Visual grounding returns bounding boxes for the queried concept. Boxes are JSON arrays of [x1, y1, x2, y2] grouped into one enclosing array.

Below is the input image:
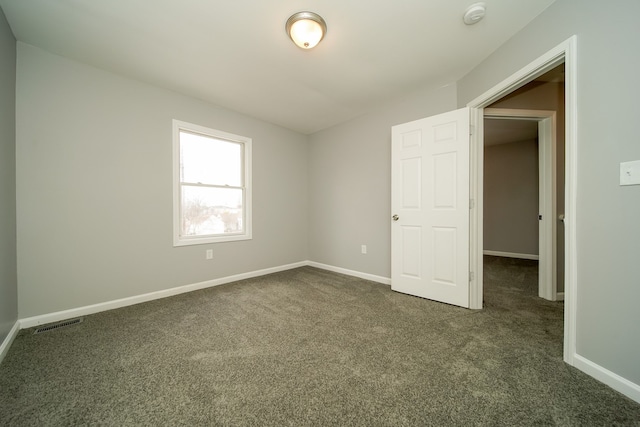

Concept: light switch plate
[[620, 160, 640, 186]]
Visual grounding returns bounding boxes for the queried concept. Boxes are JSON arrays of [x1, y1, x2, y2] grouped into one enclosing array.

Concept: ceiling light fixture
[[286, 11, 327, 49]]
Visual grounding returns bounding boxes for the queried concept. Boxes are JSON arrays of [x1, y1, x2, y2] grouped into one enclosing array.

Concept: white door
[[391, 107, 470, 308]]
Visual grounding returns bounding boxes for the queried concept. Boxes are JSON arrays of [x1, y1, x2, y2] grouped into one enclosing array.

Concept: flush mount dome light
[[286, 11, 327, 49]]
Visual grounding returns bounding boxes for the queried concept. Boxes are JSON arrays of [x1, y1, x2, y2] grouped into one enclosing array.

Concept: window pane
[[181, 186, 243, 236], [180, 131, 242, 186]]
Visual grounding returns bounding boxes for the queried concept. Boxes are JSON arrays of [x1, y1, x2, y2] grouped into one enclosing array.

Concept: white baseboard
[[483, 250, 539, 260], [20, 261, 308, 329], [9, 261, 640, 406], [573, 353, 640, 404], [19, 260, 387, 329], [556, 292, 565, 301], [0, 321, 20, 364], [307, 261, 391, 285]]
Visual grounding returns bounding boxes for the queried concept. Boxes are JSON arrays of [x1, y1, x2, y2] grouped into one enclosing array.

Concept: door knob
[[392, 214, 399, 221]]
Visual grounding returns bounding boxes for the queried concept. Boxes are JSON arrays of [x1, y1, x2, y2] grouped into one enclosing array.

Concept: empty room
[[1, 0, 639, 425]]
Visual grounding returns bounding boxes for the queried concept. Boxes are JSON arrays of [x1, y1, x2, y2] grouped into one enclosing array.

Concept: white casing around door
[[391, 107, 470, 308]]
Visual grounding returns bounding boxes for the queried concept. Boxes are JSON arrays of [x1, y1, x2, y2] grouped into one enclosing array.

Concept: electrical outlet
[[206, 249, 213, 260], [361, 245, 367, 254]]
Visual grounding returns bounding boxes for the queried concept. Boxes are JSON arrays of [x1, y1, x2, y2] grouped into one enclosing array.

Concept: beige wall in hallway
[[484, 138, 539, 256], [489, 80, 565, 291]]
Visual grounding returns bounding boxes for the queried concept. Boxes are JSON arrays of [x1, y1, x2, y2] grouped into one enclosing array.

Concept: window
[[173, 120, 252, 246]]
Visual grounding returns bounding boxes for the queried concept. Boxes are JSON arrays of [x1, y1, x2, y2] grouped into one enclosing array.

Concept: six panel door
[[391, 107, 470, 308]]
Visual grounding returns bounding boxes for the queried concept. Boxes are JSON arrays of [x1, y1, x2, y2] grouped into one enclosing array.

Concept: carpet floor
[[1, 256, 639, 426]]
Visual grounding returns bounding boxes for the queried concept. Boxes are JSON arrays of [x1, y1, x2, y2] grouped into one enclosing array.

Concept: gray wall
[[308, 84, 457, 278], [0, 7, 17, 344], [457, 0, 640, 385], [484, 139, 539, 256], [16, 43, 309, 318]]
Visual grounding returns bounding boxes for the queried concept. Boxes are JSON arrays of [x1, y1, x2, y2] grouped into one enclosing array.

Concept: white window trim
[[172, 119, 252, 246]]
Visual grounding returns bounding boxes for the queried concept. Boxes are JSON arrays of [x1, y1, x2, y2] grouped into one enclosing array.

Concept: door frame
[[467, 36, 577, 365], [484, 108, 558, 301]]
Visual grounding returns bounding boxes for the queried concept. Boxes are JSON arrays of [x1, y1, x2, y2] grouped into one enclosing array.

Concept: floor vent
[[34, 318, 84, 334]]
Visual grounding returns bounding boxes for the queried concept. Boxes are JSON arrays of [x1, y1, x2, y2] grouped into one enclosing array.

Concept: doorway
[[484, 107, 561, 301], [467, 36, 577, 365]]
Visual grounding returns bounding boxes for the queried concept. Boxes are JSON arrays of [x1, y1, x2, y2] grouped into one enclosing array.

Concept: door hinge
[[469, 271, 475, 282], [469, 199, 475, 209], [469, 125, 475, 136]]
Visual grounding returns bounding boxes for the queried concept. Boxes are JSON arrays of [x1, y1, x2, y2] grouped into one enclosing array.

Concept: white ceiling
[[0, 0, 555, 134]]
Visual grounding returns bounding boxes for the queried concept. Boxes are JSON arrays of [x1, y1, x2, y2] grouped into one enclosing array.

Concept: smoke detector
[[463, 3, 486, 25]]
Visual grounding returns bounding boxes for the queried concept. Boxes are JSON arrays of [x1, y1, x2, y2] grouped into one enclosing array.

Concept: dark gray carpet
[[1, 257, 639, 426]]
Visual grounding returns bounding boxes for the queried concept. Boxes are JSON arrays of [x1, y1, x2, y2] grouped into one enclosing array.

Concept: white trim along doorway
[[466, 36, 577, 366]]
